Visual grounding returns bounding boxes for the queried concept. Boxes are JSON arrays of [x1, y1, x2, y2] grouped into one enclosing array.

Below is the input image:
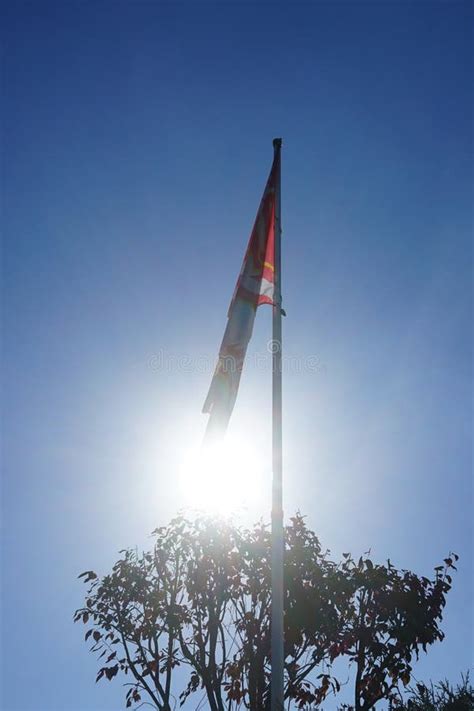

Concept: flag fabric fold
[[202, 152, 279, 440]]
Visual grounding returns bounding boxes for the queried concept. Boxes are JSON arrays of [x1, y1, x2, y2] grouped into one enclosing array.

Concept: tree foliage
[[74, 514, 456, 710], [399, 673, 473, 711]]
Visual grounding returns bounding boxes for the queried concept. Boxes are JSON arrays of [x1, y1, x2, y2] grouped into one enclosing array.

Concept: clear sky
[[1, 1, 472, 710]]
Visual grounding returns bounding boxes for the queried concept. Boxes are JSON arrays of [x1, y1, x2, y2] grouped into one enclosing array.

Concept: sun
[[179, 436, 265, 516]]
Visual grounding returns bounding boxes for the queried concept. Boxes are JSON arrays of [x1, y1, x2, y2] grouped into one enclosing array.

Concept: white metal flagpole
[[271, 137, 284, 711]]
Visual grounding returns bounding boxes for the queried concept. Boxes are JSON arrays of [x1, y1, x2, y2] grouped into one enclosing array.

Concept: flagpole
[[271, 137, 284, 711]]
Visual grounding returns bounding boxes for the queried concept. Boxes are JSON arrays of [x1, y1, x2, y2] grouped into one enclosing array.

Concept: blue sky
[[1, 1, 472, 709]]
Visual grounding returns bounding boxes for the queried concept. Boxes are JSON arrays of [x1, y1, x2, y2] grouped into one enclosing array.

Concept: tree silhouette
[[74, 514, 456, 710], [398, 673, 473, 711]]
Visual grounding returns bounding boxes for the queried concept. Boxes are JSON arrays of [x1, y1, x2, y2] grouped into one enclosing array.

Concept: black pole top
[[273, 137, 282, 149]]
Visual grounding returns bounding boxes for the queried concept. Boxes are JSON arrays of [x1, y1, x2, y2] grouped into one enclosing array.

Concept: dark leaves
[[75, 514, 458, 711]]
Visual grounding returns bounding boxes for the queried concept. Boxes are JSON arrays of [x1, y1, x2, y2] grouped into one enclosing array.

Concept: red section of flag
[[229, 158, 277, 311]]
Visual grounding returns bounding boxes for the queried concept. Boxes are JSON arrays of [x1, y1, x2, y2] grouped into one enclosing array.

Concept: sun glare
[[180, 437, 265, 516]]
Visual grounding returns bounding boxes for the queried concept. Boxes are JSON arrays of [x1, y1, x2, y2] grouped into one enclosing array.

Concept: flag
[[202, 151, 279, 440]]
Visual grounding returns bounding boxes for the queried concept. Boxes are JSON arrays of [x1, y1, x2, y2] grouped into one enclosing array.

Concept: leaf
[[401, 671, 410, 686], [105, 665, 118, 680]]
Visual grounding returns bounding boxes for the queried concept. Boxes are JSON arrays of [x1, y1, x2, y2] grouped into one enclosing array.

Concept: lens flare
[[179, 436, 264, 516]]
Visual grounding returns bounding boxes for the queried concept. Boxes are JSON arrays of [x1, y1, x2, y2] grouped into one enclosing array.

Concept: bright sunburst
[[179, 436, 265, 516]]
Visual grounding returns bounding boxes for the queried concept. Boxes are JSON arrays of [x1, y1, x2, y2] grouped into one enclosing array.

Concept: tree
[[398, 673, 473, 711], [331, 551, 458, 710], [74, 514, 456, 710]]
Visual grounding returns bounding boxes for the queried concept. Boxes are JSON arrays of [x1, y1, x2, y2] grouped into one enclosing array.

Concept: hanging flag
[[202, 151, 279, 440]]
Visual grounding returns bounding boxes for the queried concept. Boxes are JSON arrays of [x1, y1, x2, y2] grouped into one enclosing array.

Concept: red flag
[[203, 152, 278, 439]]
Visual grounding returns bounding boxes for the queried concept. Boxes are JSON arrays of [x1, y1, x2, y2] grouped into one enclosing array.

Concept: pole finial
[[273, 137, 282, 149]]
